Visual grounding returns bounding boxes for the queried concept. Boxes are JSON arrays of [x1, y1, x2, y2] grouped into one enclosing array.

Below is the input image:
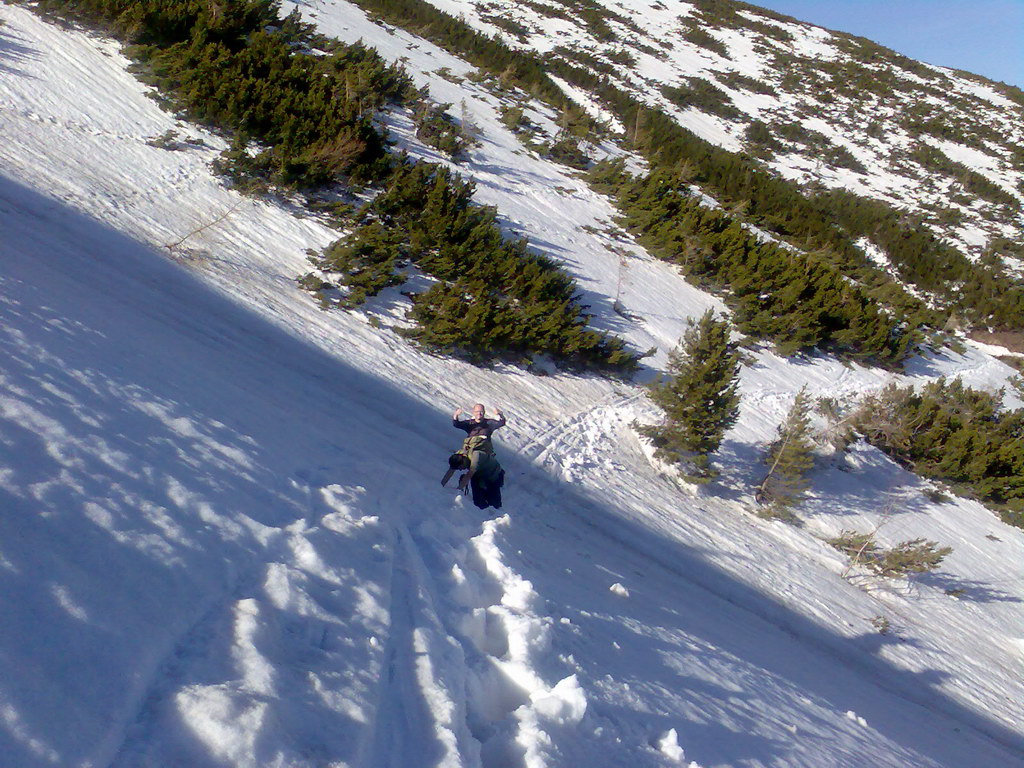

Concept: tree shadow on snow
[[803, 446, 935, 519], [0, 175, 459, 768], [914, 572, 1022, 605], [1, 175, 1021, 768], [0, 22, 40, 78], [902, 346, 979, 379]]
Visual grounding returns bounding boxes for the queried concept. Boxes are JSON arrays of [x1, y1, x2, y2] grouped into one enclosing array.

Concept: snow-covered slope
[[367, 0, 1023, 261], [2, 4, 1024, 767]]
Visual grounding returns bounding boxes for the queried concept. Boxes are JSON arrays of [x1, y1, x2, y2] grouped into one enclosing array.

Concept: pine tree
[[640, 310, 740, 479], [757, 386, 815, 515]]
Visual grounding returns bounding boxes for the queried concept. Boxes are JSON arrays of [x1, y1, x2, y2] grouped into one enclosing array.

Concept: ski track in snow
[[368, 501, 595, 768], [2, 4, 1024, 767], [368, 523, 469, 768], [405, 511, 592, 768]]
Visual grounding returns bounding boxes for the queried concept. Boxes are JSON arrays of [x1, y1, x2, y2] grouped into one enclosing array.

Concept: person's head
[[448, 453, 471, 470], [472, 403, 486, 421]]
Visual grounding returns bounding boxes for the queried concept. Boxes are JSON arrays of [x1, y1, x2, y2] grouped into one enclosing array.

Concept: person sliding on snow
[[442, 403, 506, 509], [453, 403, 506, 457]]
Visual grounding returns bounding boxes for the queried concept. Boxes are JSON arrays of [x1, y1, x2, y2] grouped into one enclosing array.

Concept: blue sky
[[750, 0, 1024, 88]]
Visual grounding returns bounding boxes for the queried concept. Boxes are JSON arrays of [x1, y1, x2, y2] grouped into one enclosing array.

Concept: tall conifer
[[640, 310, 741, 479]]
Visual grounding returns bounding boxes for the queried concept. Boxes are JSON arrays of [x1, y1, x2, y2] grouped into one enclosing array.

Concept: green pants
[[461, 434, 493, 456]]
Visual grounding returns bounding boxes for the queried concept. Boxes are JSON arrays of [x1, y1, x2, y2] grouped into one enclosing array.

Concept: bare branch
[[164, 199, 246, 252]]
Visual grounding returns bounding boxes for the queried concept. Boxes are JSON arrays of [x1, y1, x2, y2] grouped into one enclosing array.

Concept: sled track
[[366, 525, 470, 768], [368, 506, 587, 768]]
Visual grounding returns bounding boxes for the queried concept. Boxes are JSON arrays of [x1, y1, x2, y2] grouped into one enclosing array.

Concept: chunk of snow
[[529, 674, 587, 724], [657, 728, 685, 762], [846, 710, 868, 727], [609, 582, 629, 597]]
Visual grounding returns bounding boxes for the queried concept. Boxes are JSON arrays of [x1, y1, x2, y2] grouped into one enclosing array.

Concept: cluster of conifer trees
[[646, 327, 1024, 529], [662, 78, 742, 121], [584, 88, 1010, 332], [328, 0, 1024, 521], [339, 0, 566, 105], [38, 0, 412, 188], [854, 380, 1024, 527], [315, 162, 637, 370], [591, 162, 914, 362], [37, 0, 635, 371], [342, 0, 1023, 344], [821, 190, 1024, 330]]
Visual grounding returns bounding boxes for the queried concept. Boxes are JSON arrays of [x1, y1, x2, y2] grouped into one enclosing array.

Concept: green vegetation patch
[[661, 77, 743, 121], [36, 0, 412, 188], [828, 531, 952, 577], [343, 0, 569, 107], [313, 162, 638, 371], [516, 0, 573, 24], [715, 69, 777, 96], [412, 101, 471, 158], [909, 143, 1019, 209], [545, 0, 621, 42], [477, 9, 533, 43], [545, 45, 618, 77], [680, 24, 729, 58], [591, 161, 915, 363], [853, 379, 1024, 525], [688, 0, 795, 42], [818, 189, 1024, 330], [743, 119, 783, 158], [338, 0, 1022, 347]]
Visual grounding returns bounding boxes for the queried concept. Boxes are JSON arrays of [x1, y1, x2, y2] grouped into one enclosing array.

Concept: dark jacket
[[453, 415, 506, 439]]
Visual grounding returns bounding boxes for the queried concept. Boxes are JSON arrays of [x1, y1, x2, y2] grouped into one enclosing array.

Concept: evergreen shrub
[[638, 311, 740, 479], [757, 386, 815, 514], [852, 379, 1024, 524], [828, 531, 952, 577], [546, 134, 590, 169], [313, 162, 638, 371], [413, 102, 470, 158]]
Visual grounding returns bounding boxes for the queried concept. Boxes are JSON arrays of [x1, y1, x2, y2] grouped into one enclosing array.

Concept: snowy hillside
[[2, 3, 1024, 768], [340, 0, 1024, 261]]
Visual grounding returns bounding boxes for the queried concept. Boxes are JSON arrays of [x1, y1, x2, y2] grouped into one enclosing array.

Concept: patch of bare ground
[[970, 330, 1024, 355]]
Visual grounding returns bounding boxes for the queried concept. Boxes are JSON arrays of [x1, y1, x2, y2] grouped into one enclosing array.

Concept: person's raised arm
[[493, 407, 506, 429]]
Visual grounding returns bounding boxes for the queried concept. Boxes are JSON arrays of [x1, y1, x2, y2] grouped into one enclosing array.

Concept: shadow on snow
[[0, 175, 1021, 768]]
